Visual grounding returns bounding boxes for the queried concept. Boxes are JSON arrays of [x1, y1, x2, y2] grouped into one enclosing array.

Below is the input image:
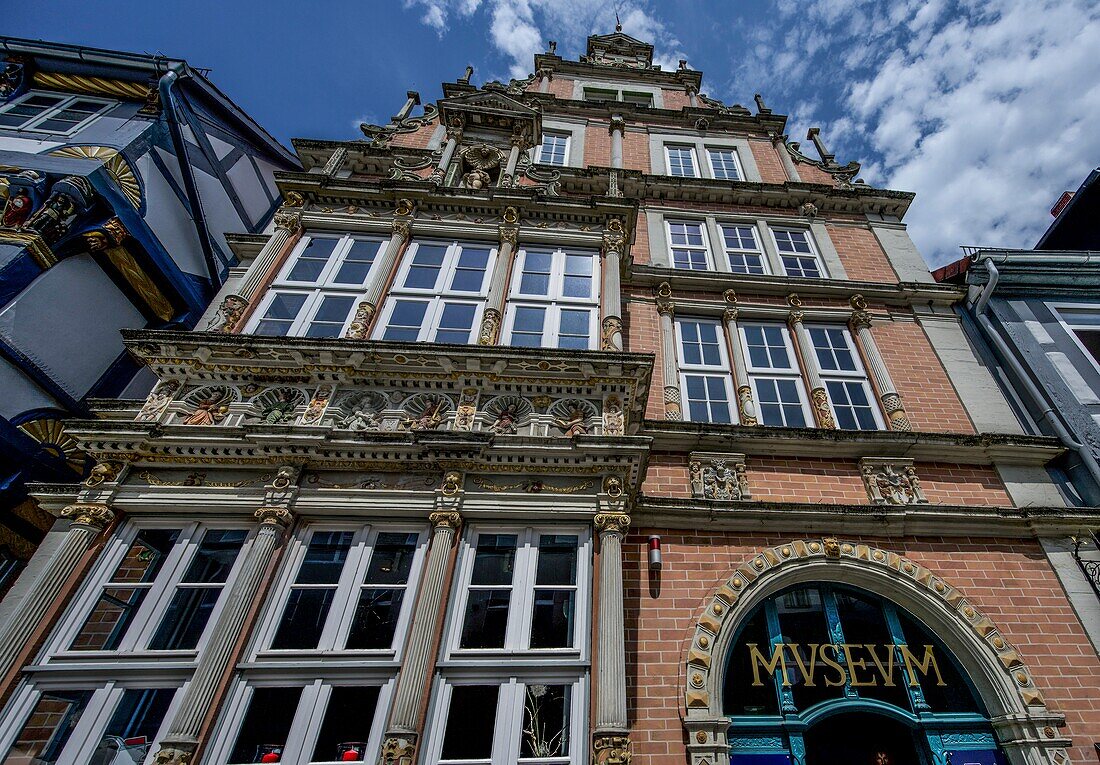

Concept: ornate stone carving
[[152, 745, 192, 765], [61, 503, 115, 529], [273, 209, 301, 232], [736, 386, 758, 426], [402, 394, 449, 431], [722, 289, 738, 323], [655, 282, 674, 316], [84, 461, 123, 487], [602, 217, 626, 256], [301, 385, 333, 425], [211, 294, 247, 333], [603, 395, 624, 436], [809, 387, 836, 429], [689, 452, 750, 500], [484, 395, 530, 434], [345, 301, 375, 340], [550, 399, 597, 437], [270, 464, 300, 490], [454, 388, 478, 431], [601, 316, 623, 351], [593, 735, 632, 765], [429, 510, 463, 530], [593, 512, 630, 536], [881, 393, 912, 431], [181, 386, 234, 426], [478, 307, 501, 345], [663, 386, 682, 420], [246, 387, 306, 424], [254, 505, 294, 527], [799, 201, 818, 219], [860, 458, 928, 505], [137, 379, 179, 422], [379, 736, 415, 765]]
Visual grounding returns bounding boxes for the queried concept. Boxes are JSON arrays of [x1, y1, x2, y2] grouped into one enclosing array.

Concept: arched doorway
[[721, 583, 1007, 765]]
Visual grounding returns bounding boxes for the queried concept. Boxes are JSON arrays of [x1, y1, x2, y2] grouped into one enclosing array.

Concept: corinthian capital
[[61, 503, 115, 530], [273, 209, 301, 232], [593, 512, 630, 536], [429, 511, 463, 530]]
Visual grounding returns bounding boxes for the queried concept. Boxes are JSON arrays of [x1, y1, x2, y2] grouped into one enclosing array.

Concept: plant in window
[[522, 685, 568, 758]]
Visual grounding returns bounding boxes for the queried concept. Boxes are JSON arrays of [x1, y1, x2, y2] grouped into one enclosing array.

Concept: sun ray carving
[[49, 145, 142, 209]]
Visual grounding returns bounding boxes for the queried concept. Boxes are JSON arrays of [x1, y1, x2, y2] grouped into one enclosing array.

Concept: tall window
[[0, 90, 115, 134], [739, 323, 812, 428], [676, 319, 735, 424], [719, 224, 767, 275], [665, 145, 698, 177], [707, 148, 743, 181], [57, 523, 249, 653], [249, 234, 386, 337], [537, 132, 569, 166], [667, 221, 711, 270], [426, 526, 590, 764], [771, 228, 826, 279], [503, 248, 600, 350], [375, 240, 495, 344], [807, 325, 881, 430]]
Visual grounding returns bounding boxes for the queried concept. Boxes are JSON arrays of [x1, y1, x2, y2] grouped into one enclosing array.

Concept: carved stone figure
[[1, 188, 33, 228], [137, 380, 179, 422], [689, 452, 750, 501], [555, 407, 589, 438], [341, 408, 380, 431], [259, 390, 297, 424], [404, 399, 446, 431], [603, 396, 624, 436], [860, 458, 928, 505], [463, 168, 492, 190], [183, 396, 229, 426], [491, 405, 519, 434]]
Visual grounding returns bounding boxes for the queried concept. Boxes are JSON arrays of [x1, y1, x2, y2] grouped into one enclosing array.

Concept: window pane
[[111, 530, 180, 583], [382, 300, 428, 341], [435, 303, 476, 344], [148, 587, 221, 650], [297, 532, 354, 584], [441, 686, 498, 760], [450, 247, 491, 292], [94, 688, 174, 765], [346, 588, 404, 649], [333, 239, 382, 285], [562, 254, 593, 298], [256, 293, 308, 336], [306, 295, 355, 338], [288, 238, 340, 282], [365, 533, 418, 585], [520, 684, 570, 759], [471, 535, 517, 584], [558, 309, 590, 349], [460, 590, 511, 648], [530, 589, 574, 648], [182, 530, 247, 583], [310, 687, 380, 763], [272, 588, 336, 650], [3, 690, 93, 765], [510, 306, 545, 346], [403, 244, 447, 289], [71, 588, 148, 651], [536, 535, 578, 585], [519, 252, 552, 295], [229, 687, 303, 764], [709, 149, 741, 180]]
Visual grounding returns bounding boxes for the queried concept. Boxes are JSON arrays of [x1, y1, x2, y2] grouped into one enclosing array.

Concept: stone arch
[[681, 538, 1068, 765]]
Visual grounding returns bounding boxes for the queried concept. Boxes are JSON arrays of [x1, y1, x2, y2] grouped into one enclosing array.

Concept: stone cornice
[[532, 54, 704, 92], [628, 266, 964, 308], [632, 496, 1100, 538], [643, 420, 1064, 467]]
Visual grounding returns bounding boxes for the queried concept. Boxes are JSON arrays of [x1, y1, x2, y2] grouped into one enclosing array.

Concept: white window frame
[[738, 322, 814, 428], [0, 680, 185, 765], [806, 324, 883, 431], [250, 523, 427, 657], [664, 144, 699, 178], [0, 89, 116, 135], [666, 220, 712, 271], [705, 147, 744, 181], [443, 525, 591, 658], [536, 131, 571, 167], [502, 247, 600, 350], [374, 239, 497, 345], [581, 86, 654, 107], [675, 318, 736, 425], [43, 519, 253, 659], [249, 288, 364, 338], [206, 677, 396, 765], [425, 675, 587, 765], [770, 227, 827, 279], [717, 223, 768, 275], [1048, 302, 1100, 376]]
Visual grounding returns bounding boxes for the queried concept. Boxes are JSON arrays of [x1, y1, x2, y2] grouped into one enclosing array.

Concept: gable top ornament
[[582, 29, 656, 69], [438, 89, 541, 142]]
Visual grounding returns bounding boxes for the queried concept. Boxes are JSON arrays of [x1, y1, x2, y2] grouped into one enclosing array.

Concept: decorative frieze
[[689, 452, 751, 501], [859, 457, 928, 505]]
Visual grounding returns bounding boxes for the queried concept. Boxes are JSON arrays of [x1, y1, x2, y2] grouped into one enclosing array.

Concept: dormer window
[[582, 87, 653, 107], [0, 90, 115, 135]]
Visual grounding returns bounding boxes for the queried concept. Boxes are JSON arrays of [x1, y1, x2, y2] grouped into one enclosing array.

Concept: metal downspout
[[971, 258, 1100, 495], [158, 64, 222, 293]]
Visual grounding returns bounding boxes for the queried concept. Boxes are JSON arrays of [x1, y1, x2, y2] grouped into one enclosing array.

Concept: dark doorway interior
[[804, 711, 923, 765]]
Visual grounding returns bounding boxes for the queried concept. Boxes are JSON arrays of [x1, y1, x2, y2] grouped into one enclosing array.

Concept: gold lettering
[[785, 643, 820, 687], [748, 643, 786, 687], [818, 644, 847, 687], [864, 644, 897, 687], [899, 644, 946, 687], [841, 643, 877, 686]]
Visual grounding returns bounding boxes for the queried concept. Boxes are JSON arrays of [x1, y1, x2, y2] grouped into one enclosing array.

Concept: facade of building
[[0, 29, 1097, 765], [0, 37, 298, 568], [933, 168, 1100, 648]]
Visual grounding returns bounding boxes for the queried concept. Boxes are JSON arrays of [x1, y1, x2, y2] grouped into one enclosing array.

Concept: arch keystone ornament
[[681, 539, 1069, 765]]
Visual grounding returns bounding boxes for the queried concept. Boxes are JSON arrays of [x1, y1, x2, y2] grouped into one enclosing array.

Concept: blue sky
[[8, 0, 1100, 267]]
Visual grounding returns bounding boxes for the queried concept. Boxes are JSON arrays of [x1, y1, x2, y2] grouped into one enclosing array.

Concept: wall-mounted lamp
[[648, 535, 662, 569]]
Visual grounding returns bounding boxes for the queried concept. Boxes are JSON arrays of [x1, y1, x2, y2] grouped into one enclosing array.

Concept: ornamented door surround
[[679, 539, 1070, 765]]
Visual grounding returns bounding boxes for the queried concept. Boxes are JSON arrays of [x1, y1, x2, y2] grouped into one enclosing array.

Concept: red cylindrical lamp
[[648, 535, 662, 569]]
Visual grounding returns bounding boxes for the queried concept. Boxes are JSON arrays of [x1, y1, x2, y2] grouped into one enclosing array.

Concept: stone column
[[592, 476, 630, 765], [154, 467, 301, 765], [656, 282, 682, 420], [345, 201, 415, 339], [210, 208, 302, 333], [500, 131, 527, 187], [608, 115, 625, 169], [379, 474, 463, 765], [686, 85, 699, 108], [0, 503, 114, 682], [429, 120, 463, 183], [849, 295, 911, 431], [477, 208, 520, 346], [721, 290, 758, 426], [771, 132, 801, 182], [787, 295, 836, 429], [537, 67, 553, 94], [600, 219, 626, 351]]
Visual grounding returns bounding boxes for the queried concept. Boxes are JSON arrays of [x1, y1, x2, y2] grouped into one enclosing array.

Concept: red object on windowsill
[[341, 750, 360, 761], [260, 753, 280, 763]]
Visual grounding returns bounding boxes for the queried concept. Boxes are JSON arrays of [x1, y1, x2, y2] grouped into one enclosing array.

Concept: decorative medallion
[[18, 417, 84, 474]]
